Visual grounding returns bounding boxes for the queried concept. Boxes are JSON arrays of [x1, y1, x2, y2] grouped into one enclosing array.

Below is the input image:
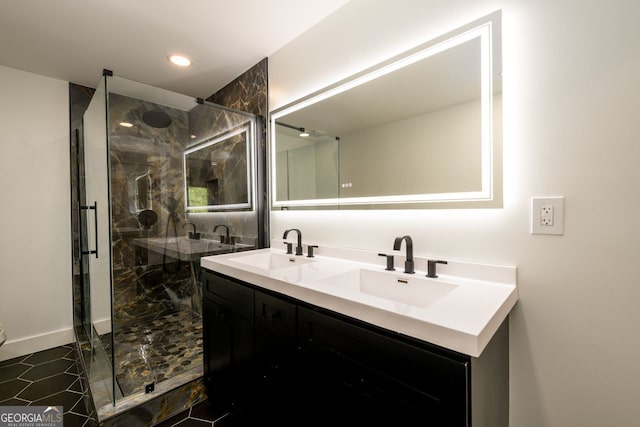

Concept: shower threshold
[[95, 366, 204, 423]]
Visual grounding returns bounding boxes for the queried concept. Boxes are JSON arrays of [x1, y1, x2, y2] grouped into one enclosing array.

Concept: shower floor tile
[[114, 309, 203, 397]]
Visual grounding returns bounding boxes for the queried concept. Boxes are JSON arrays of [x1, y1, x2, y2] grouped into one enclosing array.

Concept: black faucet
[[393, 235, 415, 274], [378, 253, 395, 271], [214, 224, 230, 244], [184, 222, 200, 240], [427, 260, 448, 278], [283, 228, 303, 256]]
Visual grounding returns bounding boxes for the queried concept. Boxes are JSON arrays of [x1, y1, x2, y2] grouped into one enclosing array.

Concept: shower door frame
[[78, 71, 120, 412]]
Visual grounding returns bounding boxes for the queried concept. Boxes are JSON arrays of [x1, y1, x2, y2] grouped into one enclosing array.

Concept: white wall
[[0, 65, 72, 360], [340, 99, 482, 196], [269, 1, 640, 426]]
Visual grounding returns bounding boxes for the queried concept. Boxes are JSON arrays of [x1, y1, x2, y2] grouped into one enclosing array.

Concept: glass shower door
[[81, 75, 119, 408], [77, 71, 261, 420]]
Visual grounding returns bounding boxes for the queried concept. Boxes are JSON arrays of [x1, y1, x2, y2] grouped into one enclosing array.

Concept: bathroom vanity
[[200, 244, 516, 426]]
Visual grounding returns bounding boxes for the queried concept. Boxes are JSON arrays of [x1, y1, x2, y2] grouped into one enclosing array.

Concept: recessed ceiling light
[[119, 122, 134, 128], [168, 54, 192, 67]]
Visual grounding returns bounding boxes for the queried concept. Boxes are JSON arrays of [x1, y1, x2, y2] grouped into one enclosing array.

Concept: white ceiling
[[0, 0, 349, 98]]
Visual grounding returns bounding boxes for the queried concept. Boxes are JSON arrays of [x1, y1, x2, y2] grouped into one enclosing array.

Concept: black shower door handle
[[81, 201, 99, 258]]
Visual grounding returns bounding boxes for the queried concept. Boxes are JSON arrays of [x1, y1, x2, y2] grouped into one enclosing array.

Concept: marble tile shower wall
[[185, 103, 259, 246], [196, 57, 269, 247]]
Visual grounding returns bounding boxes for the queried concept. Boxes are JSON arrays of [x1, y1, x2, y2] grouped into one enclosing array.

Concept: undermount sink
[[229, 252, 315, 270], [317, 268, 457, 308]]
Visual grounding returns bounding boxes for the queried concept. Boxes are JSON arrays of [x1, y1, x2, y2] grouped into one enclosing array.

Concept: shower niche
[[77, 71, 262, 422]]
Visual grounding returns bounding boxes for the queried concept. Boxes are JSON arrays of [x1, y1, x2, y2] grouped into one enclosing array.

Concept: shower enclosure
[[77, 71, 262, 422]]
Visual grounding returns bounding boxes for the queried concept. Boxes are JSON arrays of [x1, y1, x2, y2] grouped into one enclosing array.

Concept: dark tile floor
[[0, 343, 96, 426], [0, 343, 236, 426], [154, 399, 238, 427]]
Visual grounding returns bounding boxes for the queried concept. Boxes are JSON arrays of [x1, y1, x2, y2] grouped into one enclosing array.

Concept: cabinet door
[[202, 270, 254, 415], [253, 291, 300, 422], [298, 306, 469, 426], [202, 296, 254, 410]]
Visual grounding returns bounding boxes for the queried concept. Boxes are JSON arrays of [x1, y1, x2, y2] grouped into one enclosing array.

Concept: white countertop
[[201, 244, 517, 358]]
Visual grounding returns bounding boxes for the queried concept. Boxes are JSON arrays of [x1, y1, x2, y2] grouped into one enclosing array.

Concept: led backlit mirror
[[184, 125, 253, 211], [270, 11, 502, 209]]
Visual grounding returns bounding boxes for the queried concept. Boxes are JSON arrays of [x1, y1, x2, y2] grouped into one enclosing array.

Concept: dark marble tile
[[207, 58, 268, 117], [0, 362, 31, 383], [0, 378, 31, 401], [17, 372, 78, 401], [114, 309, 202, 396], [21, 358, 75, 381], [23, 346, 73, 365]]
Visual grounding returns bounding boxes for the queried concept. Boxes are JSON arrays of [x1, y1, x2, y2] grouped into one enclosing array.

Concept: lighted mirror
[[270, 11, 502, 209], [134, 169, 152, 212], [184, 125, 253, 211]]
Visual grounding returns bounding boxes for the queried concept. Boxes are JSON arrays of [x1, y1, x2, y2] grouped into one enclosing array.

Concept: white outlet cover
[[531, 196, 565, 235]]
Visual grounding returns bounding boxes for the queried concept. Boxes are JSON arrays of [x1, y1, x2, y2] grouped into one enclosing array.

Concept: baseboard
[[93, 317, 112, 336], [0, 327, 75, 362]]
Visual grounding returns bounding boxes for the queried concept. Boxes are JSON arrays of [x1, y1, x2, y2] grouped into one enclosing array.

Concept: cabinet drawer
[[203, 271, 253, 321], [255, 290, 297, 341]]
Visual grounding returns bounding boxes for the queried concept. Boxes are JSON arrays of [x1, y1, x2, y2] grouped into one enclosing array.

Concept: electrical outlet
[[532, 197, 564, 235], [540, 205, 553, 226]]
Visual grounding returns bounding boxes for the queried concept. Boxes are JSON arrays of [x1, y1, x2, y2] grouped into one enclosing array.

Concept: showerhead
[[142, 110, 172, 128]]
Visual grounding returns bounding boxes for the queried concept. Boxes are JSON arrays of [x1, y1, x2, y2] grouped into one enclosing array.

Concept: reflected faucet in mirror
[[393, 235, 415, 274], [283, 228, 303, 256], [213, 224, 231, 244], [184, 222, 200, 240]]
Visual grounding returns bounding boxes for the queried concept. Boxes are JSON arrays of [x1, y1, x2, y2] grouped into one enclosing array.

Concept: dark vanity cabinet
[[202, 269, 508, 426], [201, 273, 254, 416], [297, 306, 469, 425], [252, 290, 300, 419]]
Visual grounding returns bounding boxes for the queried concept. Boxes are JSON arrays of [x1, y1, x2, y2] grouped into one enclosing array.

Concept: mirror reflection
[[271, 11, 501, 208], [184, 126, 252, 211], [134, 169, 152, 212]]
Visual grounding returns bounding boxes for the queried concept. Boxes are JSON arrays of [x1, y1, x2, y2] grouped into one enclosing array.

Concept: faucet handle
[[307, 245, 318, 258], [378, 253, 395, 271], [284, 242, 293, 254], [427, 260, 448, 278]]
